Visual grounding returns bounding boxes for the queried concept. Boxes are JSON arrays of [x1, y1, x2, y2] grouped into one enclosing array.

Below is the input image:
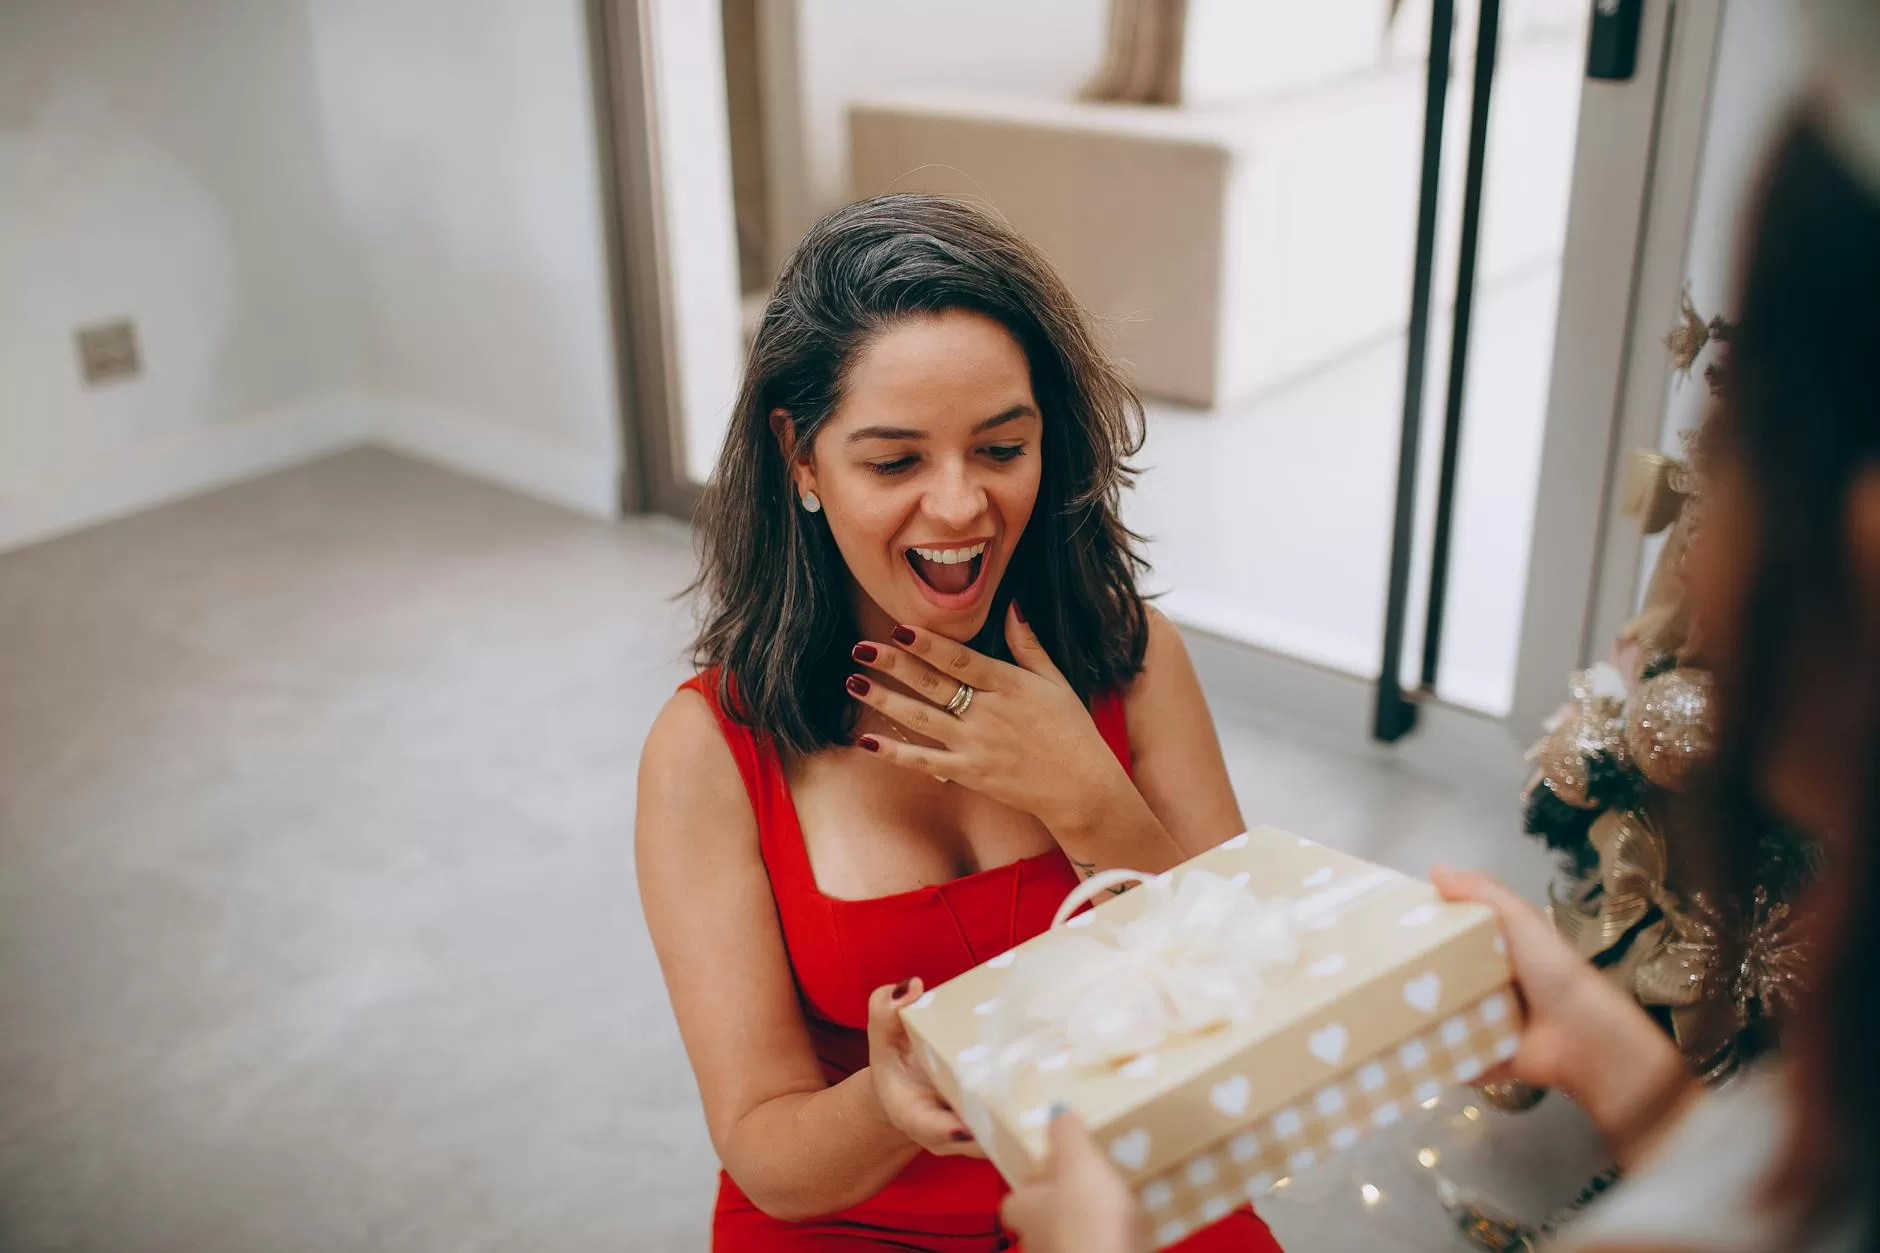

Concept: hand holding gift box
[[901, 827, 1519, 1249]]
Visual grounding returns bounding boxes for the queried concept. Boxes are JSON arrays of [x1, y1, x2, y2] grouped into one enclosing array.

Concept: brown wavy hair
[[690, 194, 1150, 756], [1708, 114, 1880, 1230]]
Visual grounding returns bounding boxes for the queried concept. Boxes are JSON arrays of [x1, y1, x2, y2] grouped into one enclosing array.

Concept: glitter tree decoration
[[1516, 290, 1815, 1083]]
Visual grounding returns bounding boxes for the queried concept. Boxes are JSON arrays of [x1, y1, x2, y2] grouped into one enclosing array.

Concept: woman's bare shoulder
[[1125, 603, 1201, 701], [636, 686, 757, 864]]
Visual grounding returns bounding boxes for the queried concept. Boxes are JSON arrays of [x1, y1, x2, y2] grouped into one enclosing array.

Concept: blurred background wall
[[0, 0, 622, 555]]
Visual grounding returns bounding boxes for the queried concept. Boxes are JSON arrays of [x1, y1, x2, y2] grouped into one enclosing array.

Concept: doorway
[[590, 0, 1732, 763]]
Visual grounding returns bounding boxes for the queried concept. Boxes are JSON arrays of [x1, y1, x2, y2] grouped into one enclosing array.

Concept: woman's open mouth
[[905, 541, 988, 600]]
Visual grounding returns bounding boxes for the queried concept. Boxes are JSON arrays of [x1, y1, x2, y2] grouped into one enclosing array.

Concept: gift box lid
[[901, 827, 1512, 1185]]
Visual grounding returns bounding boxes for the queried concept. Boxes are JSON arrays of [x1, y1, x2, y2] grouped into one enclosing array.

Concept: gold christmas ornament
[[1624, 668, 1717, 791], [1525, 668, 1629, 808]]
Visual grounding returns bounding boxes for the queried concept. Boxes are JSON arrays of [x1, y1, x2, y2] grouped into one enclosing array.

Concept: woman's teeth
[[907, 542, 987, 596], [909, 542, 986, 566]]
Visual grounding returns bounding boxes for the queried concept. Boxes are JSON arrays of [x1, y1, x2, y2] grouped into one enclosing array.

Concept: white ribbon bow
[[969, 863, 1403, 1088], [984, 868, 1300, 1072]]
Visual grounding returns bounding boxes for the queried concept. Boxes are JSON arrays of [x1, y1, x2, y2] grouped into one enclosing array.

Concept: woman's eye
[[983, 444, 1027, 462], [867, 455, 919, 476]]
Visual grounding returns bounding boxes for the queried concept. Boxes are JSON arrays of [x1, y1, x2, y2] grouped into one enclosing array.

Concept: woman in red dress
[[637, 194, 1282, 1252]]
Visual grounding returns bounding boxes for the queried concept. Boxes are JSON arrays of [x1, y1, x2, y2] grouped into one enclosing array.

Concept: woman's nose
[[924, 464, 988, 530]]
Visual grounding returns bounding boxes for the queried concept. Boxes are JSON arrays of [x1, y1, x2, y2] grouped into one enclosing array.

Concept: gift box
[[901, 827, 1519, 1249]]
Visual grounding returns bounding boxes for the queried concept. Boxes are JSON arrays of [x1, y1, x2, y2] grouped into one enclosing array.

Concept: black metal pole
[[1420, 0, 1501, 690], [1372, 0, 1454, 743]]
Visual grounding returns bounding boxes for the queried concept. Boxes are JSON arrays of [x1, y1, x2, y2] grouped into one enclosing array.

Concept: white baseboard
[[371, 397, 620, 520], [0, 394, 371, 554], [0, 392, 626, 555]]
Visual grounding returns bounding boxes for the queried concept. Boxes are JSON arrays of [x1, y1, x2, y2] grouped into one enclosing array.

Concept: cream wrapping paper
[[901, 827, 1518, 1243]]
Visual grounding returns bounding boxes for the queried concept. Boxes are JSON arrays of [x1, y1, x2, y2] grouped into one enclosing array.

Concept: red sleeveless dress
[[683, 675, 1283, 1252]]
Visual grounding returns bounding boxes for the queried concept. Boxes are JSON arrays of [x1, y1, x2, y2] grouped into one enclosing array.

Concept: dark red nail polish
[[859, 735, 880, 752], [846, 675, 871, 697], [893, 625, 916, 646], [951, 1130, 973, 1143], [1013, 601, 1027, 624], [852, 642, 878, 663], [892, 980, 910, 998]]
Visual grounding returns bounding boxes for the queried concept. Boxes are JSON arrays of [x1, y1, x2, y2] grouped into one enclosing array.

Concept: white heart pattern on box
[[1402, 972, 1442, 1013], [1038, 1050, 1070, 1072], [1223, 833, 1250, 850], [973, 999, 1000, 1016], [1399, 904, 1439, 927], [988, 950, 1016, 969], [1302, 866, 1334, 887], [911, 991, 936, 1011], [1210, 1075, 1251, 1117], [1109, 1129, 1152, 1170], [1307, 954, 1347, 977], [1308, 1023, 1349, 1065], [1121, 1054, 1158, 1080]]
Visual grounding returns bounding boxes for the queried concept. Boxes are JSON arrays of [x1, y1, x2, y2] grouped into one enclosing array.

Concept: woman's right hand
[[1432, 867, 1696, 1167], [867, 979, 986, 1158]]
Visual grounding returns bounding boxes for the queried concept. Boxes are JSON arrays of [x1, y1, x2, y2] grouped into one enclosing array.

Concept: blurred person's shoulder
[[1556, 1066, 1870, 1253]]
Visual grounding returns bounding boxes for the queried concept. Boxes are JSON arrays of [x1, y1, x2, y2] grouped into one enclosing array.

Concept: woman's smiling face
[[789, 309, 1043, 642]]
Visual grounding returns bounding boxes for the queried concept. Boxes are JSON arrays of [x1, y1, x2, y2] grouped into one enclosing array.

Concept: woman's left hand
[[847, 604, 1127, 830]]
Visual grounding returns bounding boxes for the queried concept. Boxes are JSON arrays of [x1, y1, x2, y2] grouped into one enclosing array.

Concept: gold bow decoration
[[1550, 813, 1810, 1074], [1550, 811, 1667, 959], [1665, 286, 1737, 395]]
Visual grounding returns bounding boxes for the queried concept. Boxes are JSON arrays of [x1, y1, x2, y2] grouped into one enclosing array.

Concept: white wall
[[0, 0, 622, 553], [305, 0, 624, 513], [788, 0, 1107, 232], [0, 0, 370, 548]]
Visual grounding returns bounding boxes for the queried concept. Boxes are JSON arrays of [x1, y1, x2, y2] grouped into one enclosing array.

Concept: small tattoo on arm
[[1069, 855, 1135, 896]]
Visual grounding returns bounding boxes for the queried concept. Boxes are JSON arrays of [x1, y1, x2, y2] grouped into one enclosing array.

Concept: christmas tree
[[1517, 289, 1815, 1084]]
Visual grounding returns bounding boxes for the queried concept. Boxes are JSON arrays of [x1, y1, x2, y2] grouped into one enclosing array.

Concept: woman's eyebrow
[[843, 405, 1037, 445]]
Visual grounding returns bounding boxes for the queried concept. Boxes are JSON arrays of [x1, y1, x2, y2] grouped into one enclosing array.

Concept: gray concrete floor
[[0, 451, 1604, 1253]]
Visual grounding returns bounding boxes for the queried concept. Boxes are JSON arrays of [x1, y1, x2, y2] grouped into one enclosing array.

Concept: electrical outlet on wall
[[75, 319, 141, 387]]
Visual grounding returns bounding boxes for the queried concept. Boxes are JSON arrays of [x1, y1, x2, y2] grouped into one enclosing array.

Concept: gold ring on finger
[[945, 682, 974, 717]]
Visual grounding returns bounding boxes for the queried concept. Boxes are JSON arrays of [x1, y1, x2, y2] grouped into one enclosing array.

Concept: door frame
[[1507, 0, 1724, 735], [588, 0, 705, 520]]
